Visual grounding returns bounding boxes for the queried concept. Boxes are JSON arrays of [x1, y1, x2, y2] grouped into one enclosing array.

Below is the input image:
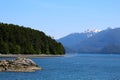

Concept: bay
[[1, 53, 120, 80]]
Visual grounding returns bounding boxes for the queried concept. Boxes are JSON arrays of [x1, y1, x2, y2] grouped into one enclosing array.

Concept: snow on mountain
[[83, 29, 101, 38], [84, 29, 101, 33], [57, 29, 101, 52], [58, 28, 120, 53]]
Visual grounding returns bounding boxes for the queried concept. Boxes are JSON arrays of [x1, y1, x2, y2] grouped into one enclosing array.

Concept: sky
[[0, 0, 120, 39]]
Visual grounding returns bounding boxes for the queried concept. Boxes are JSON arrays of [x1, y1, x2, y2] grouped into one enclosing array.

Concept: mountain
[[76, 28, 120, 53], [0, 23, 65, 55], [58, 28, 120, 53], [57, 29, 100, 52]]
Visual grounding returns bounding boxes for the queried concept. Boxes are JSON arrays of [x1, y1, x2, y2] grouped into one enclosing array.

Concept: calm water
[[1, 54, 120, 80]]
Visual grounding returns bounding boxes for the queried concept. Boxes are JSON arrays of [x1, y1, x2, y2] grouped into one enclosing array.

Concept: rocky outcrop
[[0, 57, 42, 72]]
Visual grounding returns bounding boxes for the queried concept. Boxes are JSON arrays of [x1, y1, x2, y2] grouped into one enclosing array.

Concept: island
[[0, 57, 42, 72]]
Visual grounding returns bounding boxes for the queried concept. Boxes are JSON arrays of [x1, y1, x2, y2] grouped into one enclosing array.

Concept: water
[[1, 54, 120, 80]]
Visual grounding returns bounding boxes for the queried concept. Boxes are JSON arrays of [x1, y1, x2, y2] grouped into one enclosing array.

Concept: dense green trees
[[0, 23, 65, 55]]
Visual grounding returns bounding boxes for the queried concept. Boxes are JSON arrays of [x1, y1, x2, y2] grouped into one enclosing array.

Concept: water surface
[[1, 54, 120, 80]]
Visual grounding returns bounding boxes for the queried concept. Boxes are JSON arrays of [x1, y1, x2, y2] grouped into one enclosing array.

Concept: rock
[[0, 57, 42, 72]]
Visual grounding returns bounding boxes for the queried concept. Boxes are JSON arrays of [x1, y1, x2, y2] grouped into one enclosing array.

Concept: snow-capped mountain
[[57, 29, 100, 52], [83, 29, 101, 38], [57, 28, 120, 53], [84, 29, 101, 33]]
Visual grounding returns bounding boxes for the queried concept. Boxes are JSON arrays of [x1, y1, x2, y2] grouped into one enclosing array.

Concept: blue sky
[[1, 0, 120, 39]]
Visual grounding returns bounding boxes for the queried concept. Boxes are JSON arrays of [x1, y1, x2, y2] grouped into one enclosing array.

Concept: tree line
[[0, 23, 65, 55]]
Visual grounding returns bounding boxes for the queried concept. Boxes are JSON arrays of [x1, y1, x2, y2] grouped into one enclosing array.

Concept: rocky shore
[[0, 57, 42, 72], [0, 54, 64, 58]]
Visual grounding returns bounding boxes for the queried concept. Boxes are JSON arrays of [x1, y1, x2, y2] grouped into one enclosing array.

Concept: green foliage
[[0, 22, 65, 55], [12, 45, 21, 54], [0, 42, 9, 54]]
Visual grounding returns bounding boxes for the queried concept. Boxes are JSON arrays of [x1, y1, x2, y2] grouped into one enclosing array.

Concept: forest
[[0, 23, 65, 55]]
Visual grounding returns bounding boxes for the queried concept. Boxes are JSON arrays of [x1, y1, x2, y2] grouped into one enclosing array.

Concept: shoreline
[[0, 54, 65, 58]]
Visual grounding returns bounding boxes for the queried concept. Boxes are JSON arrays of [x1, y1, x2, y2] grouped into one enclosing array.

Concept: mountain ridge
[[58, 28, 120, 53], [57, 29, 99, 53]]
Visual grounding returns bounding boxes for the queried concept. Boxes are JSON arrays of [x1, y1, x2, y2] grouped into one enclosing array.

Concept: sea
[[1, 53, 120, 80]]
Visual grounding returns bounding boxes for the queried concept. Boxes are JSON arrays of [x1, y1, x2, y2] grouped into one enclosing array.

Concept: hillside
[[57, 29, 99, 52], [57, 33, 89, 47], [0, 23, 65, 55], [58, 28, 120, 53], [76, 28, 120, 53]]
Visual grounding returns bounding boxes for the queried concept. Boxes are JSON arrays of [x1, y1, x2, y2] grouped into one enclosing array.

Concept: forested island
[[0, 23, 65, 55]]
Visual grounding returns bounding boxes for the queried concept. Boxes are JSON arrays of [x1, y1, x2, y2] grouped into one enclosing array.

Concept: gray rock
[[0, 57, 42, 72]]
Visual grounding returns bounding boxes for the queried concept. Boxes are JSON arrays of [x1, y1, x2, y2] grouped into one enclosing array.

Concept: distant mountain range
[[57, 28, 120, 53]]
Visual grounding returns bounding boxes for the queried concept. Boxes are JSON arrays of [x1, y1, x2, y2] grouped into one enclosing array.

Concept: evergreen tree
[[0, 42, 9, 54], [0, 22, 65, 55]]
